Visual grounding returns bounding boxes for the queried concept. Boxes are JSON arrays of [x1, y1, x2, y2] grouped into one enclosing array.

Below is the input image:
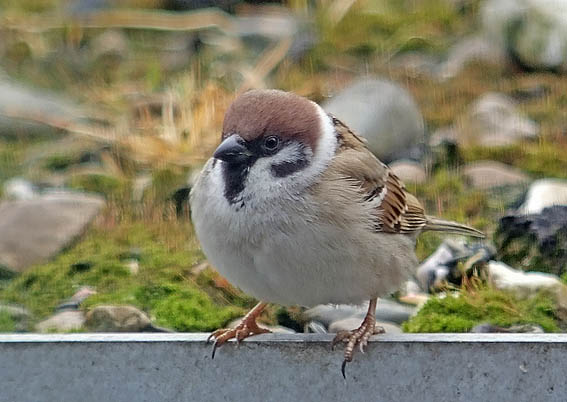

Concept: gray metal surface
[[1, 333, 566, 402]]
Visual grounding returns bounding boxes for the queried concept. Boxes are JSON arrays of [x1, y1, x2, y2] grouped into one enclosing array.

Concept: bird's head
[[214, 89, 337, 205]]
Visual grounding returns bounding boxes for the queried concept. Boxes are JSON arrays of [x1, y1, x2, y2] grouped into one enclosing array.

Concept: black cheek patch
[[222, 158, 257, 204], [271, 158, 310, 178]]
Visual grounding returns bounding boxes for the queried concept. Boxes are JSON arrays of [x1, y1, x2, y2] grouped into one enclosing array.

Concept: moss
[[0, 311, 16, 333], [43, 154, 76, 171], [0, 220, 250, 331], [403, 287, 560, 333], [68, 173, 128, 199], [463, 142, 567, 180]]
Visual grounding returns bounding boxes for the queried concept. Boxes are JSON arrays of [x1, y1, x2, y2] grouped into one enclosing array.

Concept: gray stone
[[518, 179, 567, 214], [36, 311, 86, 333], [389, 160, 427, 184], [463, 161, 530, 189], [305, 299, 416, 327], [323, 78, 425, 163], [328, 317, 402, 334], [437, 34, 508, 80], [456, 92, 539, 146], [0, 192, 105, 273], [0, 80, 90, 138], [481, 0, 567, 71], [85, 305, 152, 332]]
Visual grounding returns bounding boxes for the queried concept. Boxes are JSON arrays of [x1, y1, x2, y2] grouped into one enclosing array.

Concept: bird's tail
[[424, 216, 485, 238]]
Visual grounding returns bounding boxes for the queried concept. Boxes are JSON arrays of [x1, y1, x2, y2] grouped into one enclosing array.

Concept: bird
[[190, 89, 484, 377]]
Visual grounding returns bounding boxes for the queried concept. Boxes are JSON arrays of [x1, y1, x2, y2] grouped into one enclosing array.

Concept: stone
[[323, 78, 425, 163], [36, 311, 86, 333], [488, 261, 567, 300], [85, 305, 153, 332], [481, 0, 567, 72], [463, 161, 530, 189], [328, 317, 402, 334], [56, 286, 97, 312], [456, 92, 539, 146], [437, 34, 508, 80], [305, 299, 416, 327], [518, 179, 567, 215], [417, 240, 496, 292], [0, 192, 105, 273], [389, 160, 427, 184], [2, 178, 36, 200], [0, 80, 90, 138], [496, 205, 567, 276]]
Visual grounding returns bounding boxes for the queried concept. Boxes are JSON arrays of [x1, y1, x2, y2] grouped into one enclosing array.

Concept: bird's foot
[[331, 299, 382, 378], [207, 302, 270, 359]]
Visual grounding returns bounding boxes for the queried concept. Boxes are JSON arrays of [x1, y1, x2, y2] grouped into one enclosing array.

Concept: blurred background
[[0, 0, 566, 335]]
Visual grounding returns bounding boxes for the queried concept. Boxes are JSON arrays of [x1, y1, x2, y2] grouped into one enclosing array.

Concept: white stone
[[518, 179, 567, 214]]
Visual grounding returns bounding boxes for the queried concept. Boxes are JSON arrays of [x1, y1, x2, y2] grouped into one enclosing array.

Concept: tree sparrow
[[190, 89, 483, 376]]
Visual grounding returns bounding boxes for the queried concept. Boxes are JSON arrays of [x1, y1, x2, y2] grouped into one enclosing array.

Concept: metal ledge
[[1, 333, 566, 402]]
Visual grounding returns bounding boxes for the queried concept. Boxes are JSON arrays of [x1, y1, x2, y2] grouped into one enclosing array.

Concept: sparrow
[[190, 89, 484, 376]]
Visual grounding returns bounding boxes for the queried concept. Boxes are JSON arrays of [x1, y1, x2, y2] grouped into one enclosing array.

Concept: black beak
[[213, 135, 252, 164]]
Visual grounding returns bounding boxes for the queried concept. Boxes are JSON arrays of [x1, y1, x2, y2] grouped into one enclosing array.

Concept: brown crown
[[222, 89, 321, 152]]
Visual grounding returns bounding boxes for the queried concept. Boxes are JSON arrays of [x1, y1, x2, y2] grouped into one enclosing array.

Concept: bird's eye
[[263, 136, 280, 152]]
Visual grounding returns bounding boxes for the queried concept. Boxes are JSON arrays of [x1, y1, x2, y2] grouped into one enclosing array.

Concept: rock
[[497, 205, 567, 275], [510, 84, 551, 102], [0, 80, 91, 138], [323, 78, 426, 163], [90, 30, 128, 60], [487, 261, 565, 298], [471, 322, 544, 333], [463, 161, 530, 189], [456, 92, 539, 146], [389, 160, 427, 184], [0, 304, 31, 331], [2, 178, 36, 200], [481, 0, 567, 72], [85, 305, 153, 332], [305, 321, 327, 334], [437, 34, 508, 80], [36, 311, 86, 333], [56, 286, 97, 312], [0, 192, 105, 273], [328, 317, 402, 334], [518, 179, 567, 214], [305, 299, 416, 327], [417, 240, 496, 292]]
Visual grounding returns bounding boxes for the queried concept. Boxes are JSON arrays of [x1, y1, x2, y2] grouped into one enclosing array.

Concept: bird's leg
[[207, 301, 271, 358], [331, 298, 383, 378]]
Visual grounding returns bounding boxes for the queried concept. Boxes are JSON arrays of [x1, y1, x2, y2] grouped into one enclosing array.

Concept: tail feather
[[424, 216, 485, 238]]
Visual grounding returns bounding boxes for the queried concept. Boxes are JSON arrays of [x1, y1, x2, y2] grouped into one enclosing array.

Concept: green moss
[[0, 220, 250, 331], [68, 173, 128, 199], [463, 142, 567, 179], [0, 311, 16, 333], [43, 154, 76, 171], [403, 287, 560, 333]]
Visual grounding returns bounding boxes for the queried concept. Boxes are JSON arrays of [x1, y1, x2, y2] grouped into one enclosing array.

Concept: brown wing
[[326, 115, 427, 234]]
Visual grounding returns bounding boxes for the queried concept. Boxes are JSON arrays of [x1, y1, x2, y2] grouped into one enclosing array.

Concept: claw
[[211, 340, 219, 359], [341, 360, 347, 379]]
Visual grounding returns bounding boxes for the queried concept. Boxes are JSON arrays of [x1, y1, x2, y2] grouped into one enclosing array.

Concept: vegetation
[[0, 0, 566, 333]]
